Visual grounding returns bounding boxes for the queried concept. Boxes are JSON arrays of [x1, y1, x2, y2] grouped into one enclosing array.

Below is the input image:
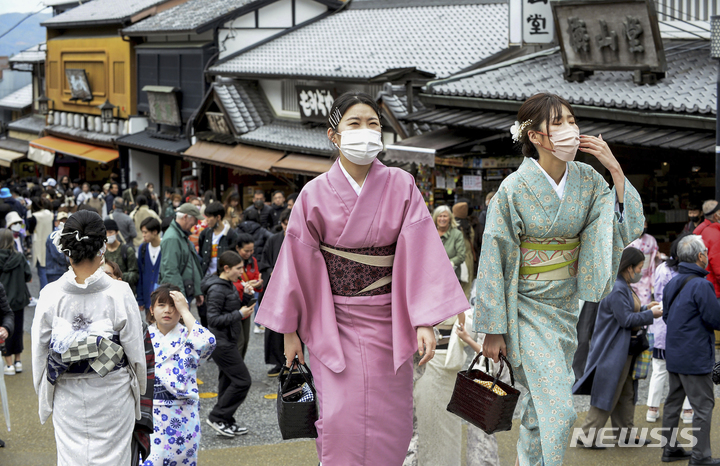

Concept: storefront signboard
[[463, 175, 483, 191], [297, 86, 337, 123], [551, 0, 666, 81], [523, 0, 555, 44]]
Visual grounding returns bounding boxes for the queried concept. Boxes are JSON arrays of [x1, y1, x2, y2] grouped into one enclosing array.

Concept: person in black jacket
[[201, 251, 254, 438], [199, 202, 239, 276], [0, 282, 14, 448], [237, 208, 272, 262], [260, 208, 289, 376], [267, 191, 286, 232], [0, 228, 31, 376]]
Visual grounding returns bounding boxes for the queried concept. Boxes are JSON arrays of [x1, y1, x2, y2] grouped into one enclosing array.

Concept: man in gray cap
[[159, 203, 205, 305]]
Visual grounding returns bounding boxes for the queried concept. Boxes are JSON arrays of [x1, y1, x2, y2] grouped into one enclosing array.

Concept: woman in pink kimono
[[256, 92, 469, 466], [627, 220, 658, 305]]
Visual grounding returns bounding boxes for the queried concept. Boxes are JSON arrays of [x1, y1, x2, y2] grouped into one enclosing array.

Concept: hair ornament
[[50, 229, 90, 256], [328, 107, 343, 130], [510, 120, 533, 143]]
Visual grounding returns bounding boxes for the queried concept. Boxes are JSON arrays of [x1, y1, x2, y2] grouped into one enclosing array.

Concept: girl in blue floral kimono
[[475, 94, 644, 466], [143, 284, 216, 466]]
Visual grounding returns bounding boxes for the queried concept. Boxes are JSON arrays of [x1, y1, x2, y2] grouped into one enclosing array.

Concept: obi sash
[[518, 237, 580, 281], [47, 334, 128, 385], [319, 242, 396, 297]]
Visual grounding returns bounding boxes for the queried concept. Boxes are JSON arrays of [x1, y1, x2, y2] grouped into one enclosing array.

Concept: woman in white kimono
[[256, 92, 469, 466], [31, 210, 146, 466], [476, 93, 644, 466]]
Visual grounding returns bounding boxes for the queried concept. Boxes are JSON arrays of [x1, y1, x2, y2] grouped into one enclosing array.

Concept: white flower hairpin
[[510, 119, 532, 143]]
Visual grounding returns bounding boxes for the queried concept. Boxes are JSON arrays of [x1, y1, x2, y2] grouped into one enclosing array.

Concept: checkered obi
[[319, 243, 396, 297], [518, 236, 580, 281], [47, 334, 127, 385]]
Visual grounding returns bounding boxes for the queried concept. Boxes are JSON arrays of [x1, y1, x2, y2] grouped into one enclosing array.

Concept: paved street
[[1, 276, 719, 465]]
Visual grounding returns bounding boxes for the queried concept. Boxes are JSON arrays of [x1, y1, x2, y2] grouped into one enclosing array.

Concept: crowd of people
[[0, 90, 716, 466], [0, 171, 297, 463]]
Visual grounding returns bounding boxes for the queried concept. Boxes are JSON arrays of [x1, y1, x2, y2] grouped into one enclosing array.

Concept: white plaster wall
[[259, 0, 293, 28], [129, 149, 160, 191], [219, 29, 283, 58], [296, 0, 327, 24], [259, 79, 301, 119]]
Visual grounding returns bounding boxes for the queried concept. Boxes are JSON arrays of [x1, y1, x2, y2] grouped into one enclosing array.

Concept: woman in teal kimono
[[475, 93, 644, 466]]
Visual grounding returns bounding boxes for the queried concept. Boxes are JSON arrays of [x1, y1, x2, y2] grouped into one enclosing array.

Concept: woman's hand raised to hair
[[170, 290, 194, 332]]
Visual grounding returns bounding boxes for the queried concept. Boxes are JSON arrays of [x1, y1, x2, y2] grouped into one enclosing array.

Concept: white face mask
[[10, 224, 21, 232], [336, 129, 383, 166], [107, 234, 117, 244]]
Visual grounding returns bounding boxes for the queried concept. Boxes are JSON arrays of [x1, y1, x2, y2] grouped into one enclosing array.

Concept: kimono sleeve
[[255, 190, 345, 373], [390, 181, 470, 371], [117, 284, 147, 417], [473, 181, 524, 336], [577, 170, 644, 302], [184, 322, 217, 365]]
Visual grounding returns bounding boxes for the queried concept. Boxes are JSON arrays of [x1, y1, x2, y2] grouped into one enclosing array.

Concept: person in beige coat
[[131, 195, 160, 248], [31, 198, 54, 290]]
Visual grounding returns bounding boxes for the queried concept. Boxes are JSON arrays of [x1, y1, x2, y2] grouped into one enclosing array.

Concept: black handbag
[[277, 358, 318, 440], [446, 353, 521, 435], [628, 327, 650, 356]]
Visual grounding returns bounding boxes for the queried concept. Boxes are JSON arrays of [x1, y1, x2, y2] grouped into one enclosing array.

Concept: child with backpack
[[201, 251, 255, 437]]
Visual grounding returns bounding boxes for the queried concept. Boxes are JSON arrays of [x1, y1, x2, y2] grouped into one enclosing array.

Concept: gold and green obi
[[519, 237, 580, 281]]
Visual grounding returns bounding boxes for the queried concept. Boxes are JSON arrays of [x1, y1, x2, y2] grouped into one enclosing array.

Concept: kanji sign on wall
[[551, 0, 666, 81], [296, 86, 337, 123], [523, 0, 555, 44]]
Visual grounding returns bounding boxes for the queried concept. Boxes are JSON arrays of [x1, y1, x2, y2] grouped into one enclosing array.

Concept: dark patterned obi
[[320, 242, 396, 297], [47, 334, 128, 385]]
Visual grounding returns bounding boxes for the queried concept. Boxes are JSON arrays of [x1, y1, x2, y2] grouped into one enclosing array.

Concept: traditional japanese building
[[397, 0, 716, 247], [186, 0, 510, 203], [118, 0, 346, 199], [32, 0, 180, 184]]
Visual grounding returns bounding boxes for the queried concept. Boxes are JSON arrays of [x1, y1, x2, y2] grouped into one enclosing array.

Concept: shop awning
[[0, 149, 26, 167], [271, 154, 334, 176], [29, 136, 119, 166], [384, 128, 472, 167], [0, 138, 29, 166], [184, 141, 285, 174]]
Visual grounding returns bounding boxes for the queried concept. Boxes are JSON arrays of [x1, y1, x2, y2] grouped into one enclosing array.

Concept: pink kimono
[[256, 159, 469, 465], [628, 233, 658, 305]]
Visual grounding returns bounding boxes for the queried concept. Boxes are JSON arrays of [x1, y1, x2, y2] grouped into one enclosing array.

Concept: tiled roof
[[210, 3, 508, 79], [116, 130, 190, 155], [239, 120, 335, 156], [214, 81, 273, 135], [46, 125, 117, 145], [42, 0, 170, 27], [7, 114, 46, 134], [378, 84, 433, 135], [9, 43, 45, 65], [402, 107, 715, 153], [123, 0, 260, 34], [0, 84, 33, 111], [0, 137, 29, 154], [430, 43, 716, 115]]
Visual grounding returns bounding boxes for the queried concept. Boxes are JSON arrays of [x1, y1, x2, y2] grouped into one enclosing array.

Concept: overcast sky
[[0, 2, 49, 16]]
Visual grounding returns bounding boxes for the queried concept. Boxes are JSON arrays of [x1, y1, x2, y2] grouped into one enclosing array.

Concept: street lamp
[[711, 16, 720, 200], [37, 94, 52, 115], [98, 99, 116, 123]]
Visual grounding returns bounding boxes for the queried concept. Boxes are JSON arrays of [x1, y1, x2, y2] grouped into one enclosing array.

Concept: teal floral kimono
[[474, 158, 643, 466]]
